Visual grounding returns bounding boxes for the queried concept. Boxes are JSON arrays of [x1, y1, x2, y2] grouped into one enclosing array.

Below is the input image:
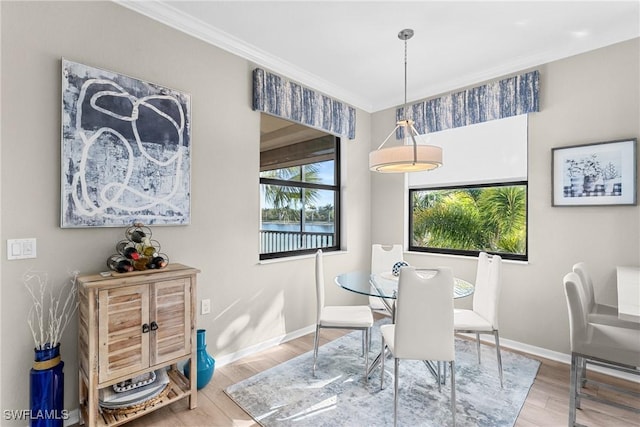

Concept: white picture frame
[[552, 139, 636, 206]]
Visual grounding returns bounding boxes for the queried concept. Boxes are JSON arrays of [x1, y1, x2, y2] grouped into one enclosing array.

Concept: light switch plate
[[201, 299, 211, 315], [7, 238, 37, 260]]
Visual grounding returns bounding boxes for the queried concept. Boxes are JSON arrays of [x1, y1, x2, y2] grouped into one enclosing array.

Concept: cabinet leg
[[87, 380, 97, 426], [78, 376, 85, 425], [189, 355, 197, 409]]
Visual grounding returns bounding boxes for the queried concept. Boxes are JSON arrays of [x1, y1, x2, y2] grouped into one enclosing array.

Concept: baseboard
[[64, 324, 636, 425], [460, 332, 640, 384], [62, 327, 317, 427], [215, 326, 639, 384], [214, 324, 316, 367]]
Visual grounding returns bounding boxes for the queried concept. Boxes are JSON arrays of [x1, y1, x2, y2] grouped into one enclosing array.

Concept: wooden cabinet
[[78, 264, 200, 426]]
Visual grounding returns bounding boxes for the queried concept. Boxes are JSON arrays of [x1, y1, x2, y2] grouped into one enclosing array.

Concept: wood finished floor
[[97, 327, 639, 427]]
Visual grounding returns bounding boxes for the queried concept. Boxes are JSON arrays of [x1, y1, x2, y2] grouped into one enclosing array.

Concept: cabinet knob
[[150, 321, 159, 331], [142, 323, 150, 333]]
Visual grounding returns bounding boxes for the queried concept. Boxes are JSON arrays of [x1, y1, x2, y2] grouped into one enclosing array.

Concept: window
[[260, 115, 340, 260], [409, 182, 528, 261], [406, 115, 528, 261]]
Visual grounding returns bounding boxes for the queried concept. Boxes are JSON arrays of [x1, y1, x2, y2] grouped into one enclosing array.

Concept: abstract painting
[[61, 59, 191, 227]]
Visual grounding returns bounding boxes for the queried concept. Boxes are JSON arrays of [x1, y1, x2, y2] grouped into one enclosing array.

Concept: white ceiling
[[119, 1, 639, 113]]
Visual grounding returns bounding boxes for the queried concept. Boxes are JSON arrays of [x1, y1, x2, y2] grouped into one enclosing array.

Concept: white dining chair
[[563, 272, 640, 427], [572, 262, 639, 330], [380, 266, 456, 427], [313, 249, 374, 381], [454, 252, 504, 387], [370, 244, 404, 316]]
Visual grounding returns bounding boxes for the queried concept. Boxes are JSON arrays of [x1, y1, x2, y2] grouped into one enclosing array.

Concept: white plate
[[99, 369, 169, 408], [113, 371, 156, 393]]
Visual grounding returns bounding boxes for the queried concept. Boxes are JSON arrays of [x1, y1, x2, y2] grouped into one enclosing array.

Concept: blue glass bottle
[[184, 329, 215, 390], [30, 343, 64, 427]]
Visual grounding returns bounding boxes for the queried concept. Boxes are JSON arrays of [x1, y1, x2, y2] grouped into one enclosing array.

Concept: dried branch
[[23, 269, 79, 350]]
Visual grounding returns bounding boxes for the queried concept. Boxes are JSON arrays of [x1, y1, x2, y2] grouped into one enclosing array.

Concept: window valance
[[253, 68, 356, 139], [397, 70, 539, 138]]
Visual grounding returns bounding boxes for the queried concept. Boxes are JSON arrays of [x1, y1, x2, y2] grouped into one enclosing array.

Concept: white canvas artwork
[[552, 139, 636, 206], [61, 59, 191, 227]]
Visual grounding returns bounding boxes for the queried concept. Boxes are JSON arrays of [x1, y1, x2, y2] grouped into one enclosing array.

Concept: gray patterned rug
[[225, 319, 540, 426]]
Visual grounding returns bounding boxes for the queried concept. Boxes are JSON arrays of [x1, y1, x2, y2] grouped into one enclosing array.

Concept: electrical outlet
[[201, 299, 211, 315]]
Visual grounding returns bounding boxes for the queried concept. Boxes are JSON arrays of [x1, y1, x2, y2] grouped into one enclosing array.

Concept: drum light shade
[[369, 143, 442, 173], [370, 29, 443, 174]]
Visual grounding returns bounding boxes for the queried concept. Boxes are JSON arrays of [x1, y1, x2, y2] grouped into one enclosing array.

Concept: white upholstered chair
[[563, 272, 640, 426], [380, 267, 456, 427], [572, 262, 639, 330], [370, 244, 404, 316], [454, 252, 504, 387], [313, 250, 374, 380]]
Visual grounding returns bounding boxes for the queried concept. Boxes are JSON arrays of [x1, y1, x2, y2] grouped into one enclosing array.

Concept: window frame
[[259, 137, 341, 260], [408, 181, 528, 262]]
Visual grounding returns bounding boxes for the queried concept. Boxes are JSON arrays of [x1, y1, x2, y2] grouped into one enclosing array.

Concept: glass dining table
[[336, 270, 474, 316], [334, 269, 475, 379]]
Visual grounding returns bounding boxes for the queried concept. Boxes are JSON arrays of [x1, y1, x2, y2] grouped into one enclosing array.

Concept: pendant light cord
[[403, 35, 408, 119], [369, 29, 443, 172], [401, 30, 418, 164]]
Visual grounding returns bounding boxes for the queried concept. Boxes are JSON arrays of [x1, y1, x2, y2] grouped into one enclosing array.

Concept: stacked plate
[[113, 371, 156, 393], [99, 369, 170, 409]]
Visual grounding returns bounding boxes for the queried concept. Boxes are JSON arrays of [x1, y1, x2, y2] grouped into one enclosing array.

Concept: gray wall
[[1, 1, 372, 416], [371, 38, 640, 353], [1, 0, 638, 420]]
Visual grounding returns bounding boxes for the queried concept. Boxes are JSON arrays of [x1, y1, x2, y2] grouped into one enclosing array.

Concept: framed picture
[[61, 59, 191, 227], [552, 139, 637, 206]]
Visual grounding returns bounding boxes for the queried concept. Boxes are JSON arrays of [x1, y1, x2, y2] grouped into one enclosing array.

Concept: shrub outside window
[[260, 136, 340, 260], [409, 182, 528, 261]]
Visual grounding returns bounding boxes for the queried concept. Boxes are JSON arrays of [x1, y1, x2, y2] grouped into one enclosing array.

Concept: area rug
[[225, 320, 540, 426]]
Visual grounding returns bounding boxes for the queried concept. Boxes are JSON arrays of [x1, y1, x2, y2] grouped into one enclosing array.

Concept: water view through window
[[259, 133, 340, 259]]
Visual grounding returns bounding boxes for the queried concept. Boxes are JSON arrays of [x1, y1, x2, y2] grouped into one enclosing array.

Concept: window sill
[[405, 250, 529, 265], [258, 250, 349, 265]]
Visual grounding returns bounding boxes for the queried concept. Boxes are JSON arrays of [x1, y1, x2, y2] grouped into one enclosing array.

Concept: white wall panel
[[408, 114, 528, 188]]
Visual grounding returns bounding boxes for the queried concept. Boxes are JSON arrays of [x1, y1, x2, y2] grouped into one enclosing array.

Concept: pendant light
[[369, 29, 443, 173]]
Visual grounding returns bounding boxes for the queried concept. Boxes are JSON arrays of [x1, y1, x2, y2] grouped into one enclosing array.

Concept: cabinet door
[[150, 278, 192, 365], [98, 284, 150, 383]]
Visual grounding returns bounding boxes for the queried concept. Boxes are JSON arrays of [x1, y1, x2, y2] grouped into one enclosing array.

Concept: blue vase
[[30, 344, 65, 427], [184, 329, 215, 390]]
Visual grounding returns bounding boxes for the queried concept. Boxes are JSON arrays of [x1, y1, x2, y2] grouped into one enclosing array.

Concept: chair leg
[[569, 353, 579, 427], [450, 360, 456, 427], [394, 357, 399, 427], [580, 357, 587, 387], [442, 359, 447, 384], [380, 336, 386, 390], [364, 328, 370, 383], [437, 361, 442, 392], [476, 332, 481, 364], [575, 355, 582, 410], [494, 330, 504, 388], [312, 324, 320, 376]]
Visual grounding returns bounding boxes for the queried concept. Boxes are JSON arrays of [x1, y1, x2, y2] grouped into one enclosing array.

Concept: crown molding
[[115, 1, 638, 114], [378, 31, 639, 112], [115, 0, 372, 112]]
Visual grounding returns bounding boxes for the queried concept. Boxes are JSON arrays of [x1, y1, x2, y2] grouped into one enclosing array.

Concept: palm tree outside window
[[409, 182, 528, 261], [260, 132, 340, 260]]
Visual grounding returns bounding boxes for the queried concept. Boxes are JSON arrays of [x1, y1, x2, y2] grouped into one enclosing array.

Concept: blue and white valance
[[253, 68, 356, 139], [397, 70, 539, 138]]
